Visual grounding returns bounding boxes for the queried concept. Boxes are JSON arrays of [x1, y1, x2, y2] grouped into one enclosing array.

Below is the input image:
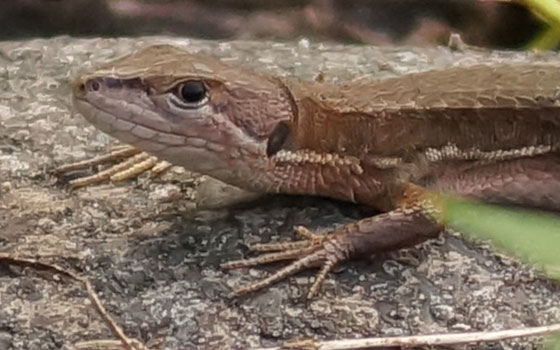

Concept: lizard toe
[[55, 145, 172, 188], [231, 247, 332, 297]]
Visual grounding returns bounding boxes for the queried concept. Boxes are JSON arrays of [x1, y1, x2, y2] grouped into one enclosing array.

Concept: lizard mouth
[[73, 93, 262, 178]]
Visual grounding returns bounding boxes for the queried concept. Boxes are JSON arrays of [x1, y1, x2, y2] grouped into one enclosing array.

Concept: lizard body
[[71, 44, 560, 297]]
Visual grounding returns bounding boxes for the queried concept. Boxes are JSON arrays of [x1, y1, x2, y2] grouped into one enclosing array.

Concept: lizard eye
[[174, 80, 209, 107]]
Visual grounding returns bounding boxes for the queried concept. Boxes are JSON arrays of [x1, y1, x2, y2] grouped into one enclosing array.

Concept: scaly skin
[[71, 44, 560, 297]]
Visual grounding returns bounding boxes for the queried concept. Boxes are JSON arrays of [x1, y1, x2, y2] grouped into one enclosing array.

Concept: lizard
[[66, 44, 560, 298]]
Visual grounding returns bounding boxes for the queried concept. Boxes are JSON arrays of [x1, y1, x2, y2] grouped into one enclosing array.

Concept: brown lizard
[[68, 44, 560, 298]]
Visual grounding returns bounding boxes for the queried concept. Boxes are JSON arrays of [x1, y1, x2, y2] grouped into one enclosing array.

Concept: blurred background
[[0, 0, 550, 49]]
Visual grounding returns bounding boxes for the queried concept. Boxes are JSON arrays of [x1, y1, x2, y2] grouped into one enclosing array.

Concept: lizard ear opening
[[266, 122, 292, 157]]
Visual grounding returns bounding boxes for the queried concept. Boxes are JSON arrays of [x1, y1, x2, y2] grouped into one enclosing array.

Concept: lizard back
[[287, 64, 560, 161]]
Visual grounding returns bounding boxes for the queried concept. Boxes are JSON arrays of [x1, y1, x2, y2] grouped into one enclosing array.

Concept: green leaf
[[438, 195, 560, 281], [518, 0, 560, 49], [545, 334, 560, 350]]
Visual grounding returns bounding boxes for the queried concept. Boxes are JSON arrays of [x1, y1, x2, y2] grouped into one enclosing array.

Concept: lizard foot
[[221, 225, 347, 298], [54, 145, 172, 189], [222, 206, 442, 298]]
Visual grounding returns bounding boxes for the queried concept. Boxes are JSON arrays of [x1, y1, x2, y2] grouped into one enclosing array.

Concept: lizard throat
[[72, 97, 258, 175]]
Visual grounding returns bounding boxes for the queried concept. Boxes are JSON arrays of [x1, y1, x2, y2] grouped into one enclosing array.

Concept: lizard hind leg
[[222, 201, 442, 298]]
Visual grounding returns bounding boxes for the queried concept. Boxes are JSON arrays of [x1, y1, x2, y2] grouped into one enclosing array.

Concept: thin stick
[[257, 323, 560, 350], [0, 253, 149, 350]]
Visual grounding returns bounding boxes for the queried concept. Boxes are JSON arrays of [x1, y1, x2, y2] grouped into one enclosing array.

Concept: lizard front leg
[[223, 184, 442, 298]]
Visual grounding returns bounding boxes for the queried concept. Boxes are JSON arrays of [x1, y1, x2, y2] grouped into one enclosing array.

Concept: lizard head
[[72, 44, 300, 192]]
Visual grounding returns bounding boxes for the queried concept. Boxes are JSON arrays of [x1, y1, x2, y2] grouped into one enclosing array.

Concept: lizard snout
[[73, 76, 148, 99]]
